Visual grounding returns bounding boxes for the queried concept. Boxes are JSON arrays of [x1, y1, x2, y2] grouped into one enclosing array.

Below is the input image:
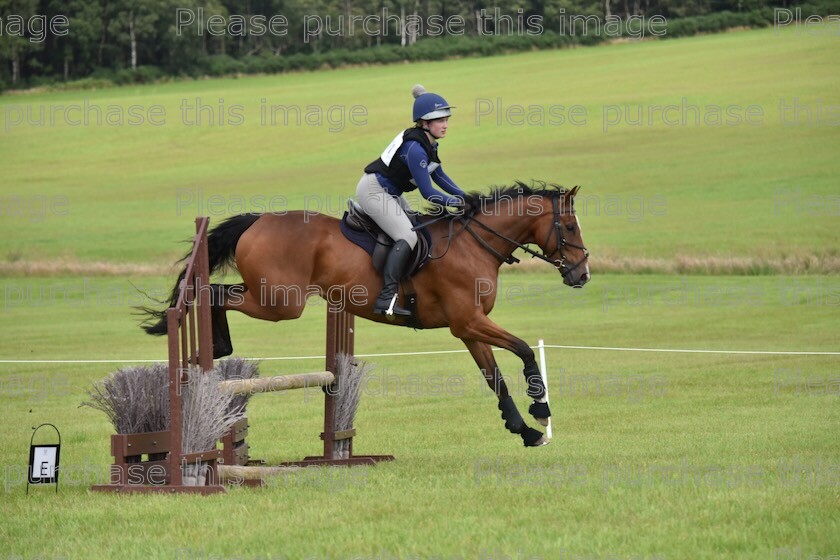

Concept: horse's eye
[[566, 224, 576, 233]]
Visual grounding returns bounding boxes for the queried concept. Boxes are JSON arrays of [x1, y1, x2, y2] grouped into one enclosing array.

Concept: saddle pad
[[339, 213, 378, 254]]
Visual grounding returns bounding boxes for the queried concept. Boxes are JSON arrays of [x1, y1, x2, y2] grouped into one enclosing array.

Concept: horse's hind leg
[[462, 338, 548, 447], [207, 280, 310, 359], [206, 284, 242, 359], [222, 282, 308, 321]]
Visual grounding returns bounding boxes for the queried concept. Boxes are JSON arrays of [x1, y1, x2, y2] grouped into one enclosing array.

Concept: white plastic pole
[[538, 338, 552, 440]]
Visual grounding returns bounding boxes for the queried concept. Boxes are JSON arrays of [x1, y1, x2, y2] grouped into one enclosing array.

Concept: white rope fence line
[[1, 343, 838, 364], [540, 344, 840, 356]]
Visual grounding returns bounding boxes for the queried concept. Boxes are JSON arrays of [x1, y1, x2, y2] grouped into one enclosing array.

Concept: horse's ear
[[567, 186, 580, 198]]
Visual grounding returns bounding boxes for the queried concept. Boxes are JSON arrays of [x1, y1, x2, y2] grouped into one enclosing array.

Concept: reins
[[410, 192, 589, 277]]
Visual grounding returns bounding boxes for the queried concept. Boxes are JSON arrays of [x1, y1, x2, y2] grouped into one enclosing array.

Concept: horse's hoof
[[533, 435, 551, 447], [213, 346, 233, 359], [520, 426, 546, 447], [535, 417, 549, 427]]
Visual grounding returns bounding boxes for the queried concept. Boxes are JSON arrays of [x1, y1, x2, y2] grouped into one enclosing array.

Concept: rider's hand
[[452, 197, 473, 216]]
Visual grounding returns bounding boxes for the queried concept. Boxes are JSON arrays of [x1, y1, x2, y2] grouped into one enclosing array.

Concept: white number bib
[[379, 131, 405, 166]]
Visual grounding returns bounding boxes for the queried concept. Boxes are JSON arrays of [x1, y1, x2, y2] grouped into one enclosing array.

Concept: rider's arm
[[431, 166, 465, 197], [403, 141, 462, 207]]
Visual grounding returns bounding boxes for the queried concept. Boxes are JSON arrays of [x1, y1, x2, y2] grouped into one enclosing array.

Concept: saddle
[[340, 200, 432, 277], [339, 201, 433, 328]]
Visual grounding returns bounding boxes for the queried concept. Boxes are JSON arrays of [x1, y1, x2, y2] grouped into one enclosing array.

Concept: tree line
[[0, 0, 836, 90]]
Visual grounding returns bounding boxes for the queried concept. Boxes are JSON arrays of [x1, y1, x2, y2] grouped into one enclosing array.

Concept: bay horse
[[142, 182, 590, 447]]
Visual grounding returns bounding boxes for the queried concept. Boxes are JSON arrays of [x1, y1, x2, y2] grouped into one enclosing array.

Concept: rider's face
[[425, 117, 449, 139]]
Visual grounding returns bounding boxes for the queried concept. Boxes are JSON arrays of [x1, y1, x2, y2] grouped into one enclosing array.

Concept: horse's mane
[[425, 180, 568, 217]]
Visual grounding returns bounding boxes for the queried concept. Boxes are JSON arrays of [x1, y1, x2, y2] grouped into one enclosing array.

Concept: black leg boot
[[374, 239, 413, 317]]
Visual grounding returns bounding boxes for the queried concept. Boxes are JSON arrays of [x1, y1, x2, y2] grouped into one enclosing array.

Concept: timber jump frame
[[220, 308, 395, 472], [92, 217, 393, 495]]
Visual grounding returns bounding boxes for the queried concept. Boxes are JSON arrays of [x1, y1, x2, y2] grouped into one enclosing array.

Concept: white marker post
[[537, 339, 552, 440]]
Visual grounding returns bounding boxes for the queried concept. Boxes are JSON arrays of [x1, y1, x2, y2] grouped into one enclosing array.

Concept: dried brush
[[332, 352, 372, 460], [180, 366, 245, 455], [213, 357, 260, 415], [80, 364, 169, 434]]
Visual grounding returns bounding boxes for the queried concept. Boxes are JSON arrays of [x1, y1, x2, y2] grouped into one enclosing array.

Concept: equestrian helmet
[[412, 84, 454, 121]]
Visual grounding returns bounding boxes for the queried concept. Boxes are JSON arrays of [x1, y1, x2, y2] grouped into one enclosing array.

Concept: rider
[[357, 84, 467, 317]]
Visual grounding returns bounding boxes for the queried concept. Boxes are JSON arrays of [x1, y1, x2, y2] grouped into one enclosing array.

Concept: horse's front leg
[[452, 314, 551, 419], [462, 338, 548, 447]]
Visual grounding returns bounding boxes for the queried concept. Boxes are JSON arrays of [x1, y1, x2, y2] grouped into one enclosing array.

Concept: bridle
[[461, 192, 590, 280], [541, 194, 590, 278]]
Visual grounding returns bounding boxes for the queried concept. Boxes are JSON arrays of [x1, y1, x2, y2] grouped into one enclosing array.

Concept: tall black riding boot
[[374, 239, 413, 317]]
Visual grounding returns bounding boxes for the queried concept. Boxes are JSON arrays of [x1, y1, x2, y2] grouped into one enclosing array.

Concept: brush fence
[[92, 217, 392, 495], [217, 308, 394, 488]]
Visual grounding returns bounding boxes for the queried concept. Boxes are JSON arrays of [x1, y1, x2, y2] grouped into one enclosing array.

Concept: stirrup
[[374, 294, 411, 317]]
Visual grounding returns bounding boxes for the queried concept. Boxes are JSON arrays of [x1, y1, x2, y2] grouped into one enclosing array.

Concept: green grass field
[[1, 273, 838, 559], [1, 26, 839, 560]]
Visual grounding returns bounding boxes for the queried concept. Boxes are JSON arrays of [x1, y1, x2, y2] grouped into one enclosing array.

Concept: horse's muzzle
[[564, 268, 590, 288]]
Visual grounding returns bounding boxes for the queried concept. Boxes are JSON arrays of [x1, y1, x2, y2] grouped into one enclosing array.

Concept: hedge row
[[4, 2, 839, 92]]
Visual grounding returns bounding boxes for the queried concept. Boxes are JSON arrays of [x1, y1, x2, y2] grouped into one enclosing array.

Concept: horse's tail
[[140, 214, 263, 335]]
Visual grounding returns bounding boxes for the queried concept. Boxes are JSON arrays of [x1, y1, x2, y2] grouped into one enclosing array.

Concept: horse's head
[[455, 182, 590, 287], [532, 186, 590, 288]]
